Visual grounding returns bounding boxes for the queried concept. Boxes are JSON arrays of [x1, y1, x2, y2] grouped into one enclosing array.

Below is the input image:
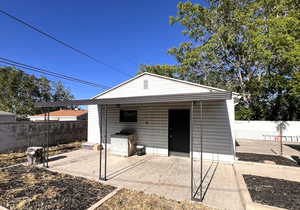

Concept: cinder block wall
[[0, 121, 87, 153]]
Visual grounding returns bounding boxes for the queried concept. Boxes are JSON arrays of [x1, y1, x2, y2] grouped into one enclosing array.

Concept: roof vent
[[143, 80, 148, 89]]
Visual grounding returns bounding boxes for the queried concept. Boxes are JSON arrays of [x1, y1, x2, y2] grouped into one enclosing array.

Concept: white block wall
[[235, 121, 300, 141]]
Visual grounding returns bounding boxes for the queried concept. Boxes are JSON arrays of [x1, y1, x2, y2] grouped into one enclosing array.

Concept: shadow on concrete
[[193, 161, 219, 201], [48, 155, 67, 162], [202, 161, 219, 200], [270, 148, 278, 155], [291, 155, 300, 165], [106, 157, 150, 180]]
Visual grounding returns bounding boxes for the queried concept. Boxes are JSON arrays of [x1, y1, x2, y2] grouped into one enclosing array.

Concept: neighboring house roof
[[0, 111, 15, 116], [93, 72, 229, 99], [32, 110, 87, 117]]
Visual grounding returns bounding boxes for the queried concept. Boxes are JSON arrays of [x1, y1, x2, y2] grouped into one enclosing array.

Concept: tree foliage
[[0, 66, 74, 117], [139, 64, 185, 78], [140, 0, 300, 120]]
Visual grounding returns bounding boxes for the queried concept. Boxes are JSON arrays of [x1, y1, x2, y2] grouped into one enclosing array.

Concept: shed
[[87, 72, 236, 162]]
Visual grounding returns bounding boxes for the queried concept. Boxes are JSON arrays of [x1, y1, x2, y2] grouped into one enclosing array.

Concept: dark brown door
[[168, 109, 190, 153]]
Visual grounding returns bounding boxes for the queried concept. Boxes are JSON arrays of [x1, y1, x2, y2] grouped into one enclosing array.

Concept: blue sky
[[0, 0, 204, 99]]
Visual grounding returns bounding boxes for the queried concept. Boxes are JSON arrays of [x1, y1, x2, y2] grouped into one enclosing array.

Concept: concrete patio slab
[[236, 140, 300, 157], [47, 149, 243, 210], [235, 161, 300, 182]]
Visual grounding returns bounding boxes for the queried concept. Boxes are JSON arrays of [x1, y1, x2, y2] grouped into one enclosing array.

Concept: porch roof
[[35, 91, 232, 108]]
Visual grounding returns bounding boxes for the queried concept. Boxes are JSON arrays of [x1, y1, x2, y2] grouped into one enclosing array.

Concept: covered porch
[[46, 149, 243, 210]]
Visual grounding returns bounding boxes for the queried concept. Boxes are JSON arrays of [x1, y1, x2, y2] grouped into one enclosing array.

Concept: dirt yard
[[286, 144, 300, 152], [98, 189, 212, 210], [0, 141, 83, 168], [243, 175, 300, 210], [236, 152, 299, 167], [0, 165, 115, 210]]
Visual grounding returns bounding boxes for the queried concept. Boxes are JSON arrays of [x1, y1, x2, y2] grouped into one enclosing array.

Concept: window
[[120, 110, 137, 122]]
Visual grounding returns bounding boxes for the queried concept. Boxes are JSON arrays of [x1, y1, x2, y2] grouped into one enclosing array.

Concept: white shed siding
[[192, 101, 234, 157], [88, 101, 234, 161], [97, 74, 213, 99]]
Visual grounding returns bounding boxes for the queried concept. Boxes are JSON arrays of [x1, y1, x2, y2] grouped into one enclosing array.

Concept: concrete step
[[82, 143, 102, 151]]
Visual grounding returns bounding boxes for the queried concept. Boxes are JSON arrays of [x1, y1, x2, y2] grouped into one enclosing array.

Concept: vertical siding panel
[[192, 101, 233, 155]]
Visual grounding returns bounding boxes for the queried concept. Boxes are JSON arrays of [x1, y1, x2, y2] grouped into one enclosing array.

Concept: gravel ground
[[98, 189, 212, 210], [0, 141, 83, 168], [243, 175, 300, 210], [236, 152, 299, 167], [0, 165, 115, 210]]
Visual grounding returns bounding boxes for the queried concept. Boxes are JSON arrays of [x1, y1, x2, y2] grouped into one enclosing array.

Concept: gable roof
[[33, 110, 87, 117], [93, 72, 227, 99]]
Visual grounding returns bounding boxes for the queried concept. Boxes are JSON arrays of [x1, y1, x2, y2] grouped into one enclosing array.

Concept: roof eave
[[36, 91, 232, 108]]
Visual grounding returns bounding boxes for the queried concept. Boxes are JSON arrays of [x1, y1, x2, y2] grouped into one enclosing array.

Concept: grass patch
[[0, 165, 115, 210], [0, 141, 83, 168], [99, 189, 212, 210]]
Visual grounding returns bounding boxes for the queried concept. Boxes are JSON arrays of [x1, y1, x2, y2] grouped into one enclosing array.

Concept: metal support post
[[190, 101, 194, 200], [99, 105, 103, 180], [200, 101, 203, 201], [43, 111, 46, 167], [104, 105, 108, 181], [191, 101, 203, 202], [46, 110, 49, 168]]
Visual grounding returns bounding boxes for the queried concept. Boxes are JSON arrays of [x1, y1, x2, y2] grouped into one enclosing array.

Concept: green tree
[[139, 64, 184, 79], [52, 81, 73, 102], [0, 66, 74, 117], [140, 0, 300, 120], [51, 81, 74, 110]]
